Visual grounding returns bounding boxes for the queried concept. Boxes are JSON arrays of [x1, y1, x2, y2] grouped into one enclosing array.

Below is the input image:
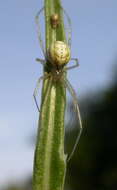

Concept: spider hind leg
[[64, 78, 82, 162]]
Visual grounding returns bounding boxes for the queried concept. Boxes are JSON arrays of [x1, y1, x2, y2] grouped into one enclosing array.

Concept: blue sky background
[[0, 0, 117, 187]]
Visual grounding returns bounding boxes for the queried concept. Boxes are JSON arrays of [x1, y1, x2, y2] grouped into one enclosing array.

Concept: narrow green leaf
[[33, 0, 67, 190]]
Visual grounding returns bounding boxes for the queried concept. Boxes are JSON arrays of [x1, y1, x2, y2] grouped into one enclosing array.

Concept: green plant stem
[[33, 0, 67, 190]]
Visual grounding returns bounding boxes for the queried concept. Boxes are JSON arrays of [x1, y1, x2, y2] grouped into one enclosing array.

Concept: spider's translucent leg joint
[[64, 58, 79, 71], [71, 58, 79, 65], [36, 58, 46, 66], [64, 78, 82, 162]]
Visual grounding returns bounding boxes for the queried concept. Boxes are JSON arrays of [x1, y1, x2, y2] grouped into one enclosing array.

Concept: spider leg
[[64, 58, 79, 71], [59, 6, 72, 48], [63, 78, 82, 162], [33, 74, 50, 112], [35, 7, 46, 57], [36, 58, 46, 66]]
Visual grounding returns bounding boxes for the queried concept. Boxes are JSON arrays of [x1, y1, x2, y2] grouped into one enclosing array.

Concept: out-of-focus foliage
[[3, 66, 117, 190]]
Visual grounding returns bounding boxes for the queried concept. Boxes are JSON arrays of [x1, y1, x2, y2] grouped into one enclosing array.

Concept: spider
[[50, 13, 59, 29], [34, 6, 82, 162]]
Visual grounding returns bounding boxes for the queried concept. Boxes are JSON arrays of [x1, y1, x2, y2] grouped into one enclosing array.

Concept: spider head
[[49, 41, 70, 68]]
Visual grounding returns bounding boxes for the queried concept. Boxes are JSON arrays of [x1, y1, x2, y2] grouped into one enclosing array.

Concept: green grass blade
[[33, 0, 67, 190]]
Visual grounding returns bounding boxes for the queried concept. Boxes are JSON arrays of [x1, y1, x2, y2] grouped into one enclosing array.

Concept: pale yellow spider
[[34, 7, 82, 162]]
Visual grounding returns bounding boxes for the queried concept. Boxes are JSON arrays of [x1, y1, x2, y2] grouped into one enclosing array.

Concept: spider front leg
[[64, 78, 82, 162], [35, 7, 46, 57], [33, 74, 50, 112], [64, 58, 79, 71], [61, 6, 72, 48], [36, 58, 46, 66]]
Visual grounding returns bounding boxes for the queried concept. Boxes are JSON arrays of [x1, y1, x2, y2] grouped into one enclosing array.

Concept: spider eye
[[49, 41, 70, 66]]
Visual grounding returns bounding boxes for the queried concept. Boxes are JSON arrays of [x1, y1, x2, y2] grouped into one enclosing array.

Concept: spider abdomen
[[49, 41, 70, 67]]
